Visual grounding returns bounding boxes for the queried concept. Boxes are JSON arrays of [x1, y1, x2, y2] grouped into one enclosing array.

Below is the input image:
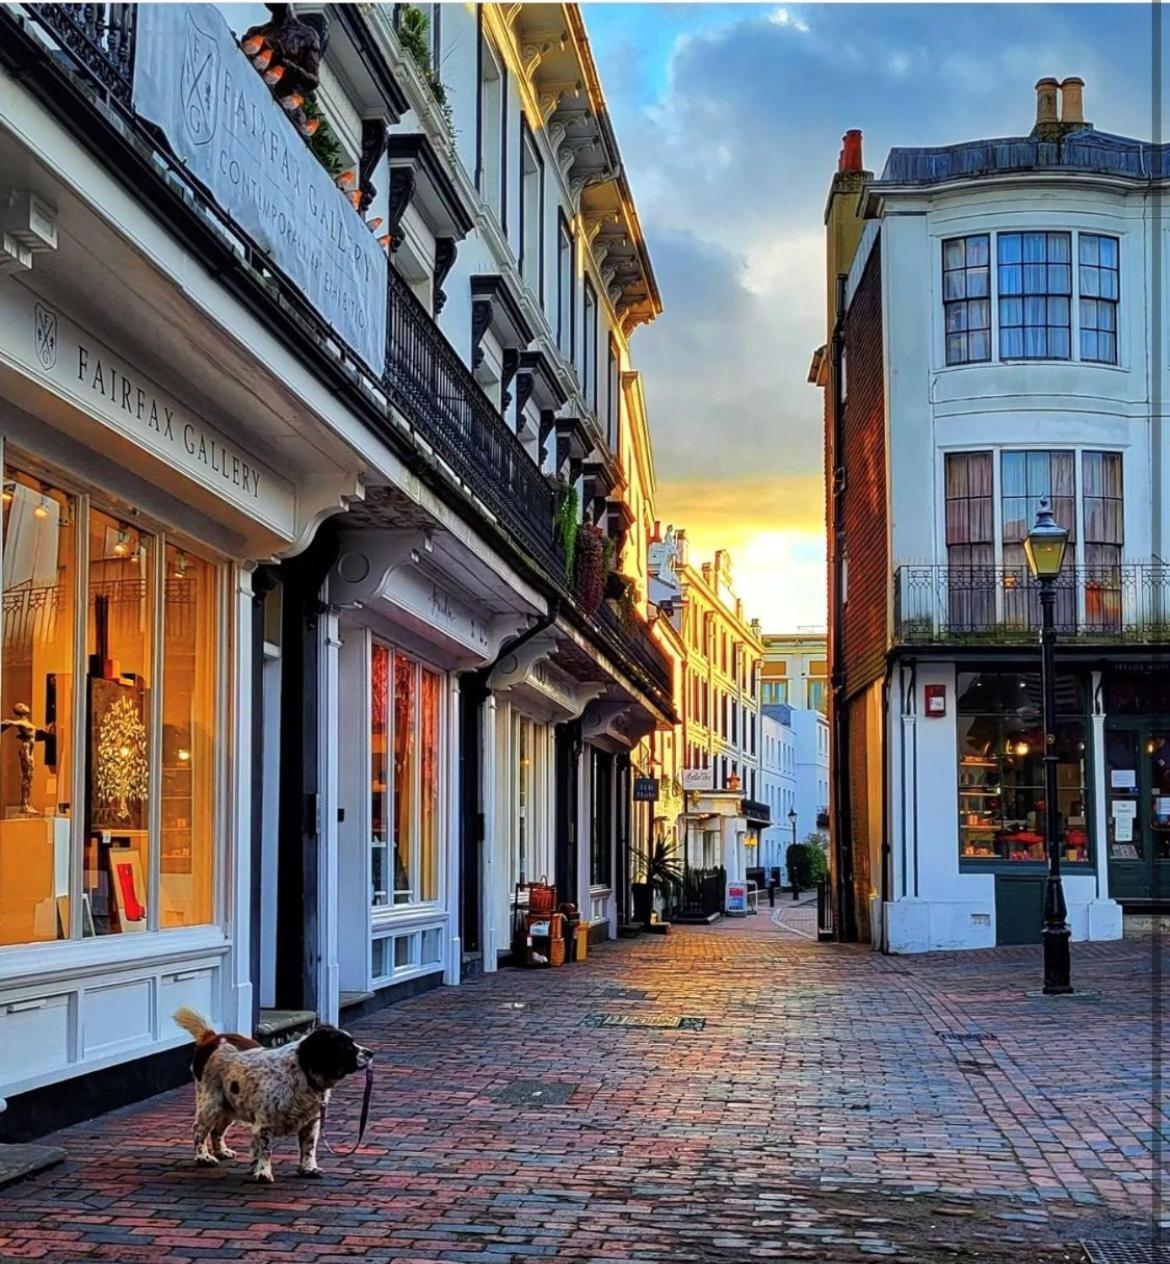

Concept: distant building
[[759, 708, 796, 879], [762, 633, 828, 713]]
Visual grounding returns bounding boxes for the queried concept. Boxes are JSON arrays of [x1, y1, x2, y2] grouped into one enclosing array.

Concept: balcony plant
[[631, 836, 684, 927], [396, 6, 454, 134], [605, 571, 638, 627], [574, 523, 608, 614]]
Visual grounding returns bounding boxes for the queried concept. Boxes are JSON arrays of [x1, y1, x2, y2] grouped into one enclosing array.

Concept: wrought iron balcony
[[595, 597, 674, 707], [20, 4, 136, 104], [894, 563, 1170, 646], [385, 266, 564, 580], [740, 799, 771, 826]]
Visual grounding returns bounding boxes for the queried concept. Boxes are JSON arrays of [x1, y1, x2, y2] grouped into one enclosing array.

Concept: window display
[[957, 670, 1090, 865], [370, 643, 443, 911], [0, 461, 223, 948], [0, 473, 76, 945]]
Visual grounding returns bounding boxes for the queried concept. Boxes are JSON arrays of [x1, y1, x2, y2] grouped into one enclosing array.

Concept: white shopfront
[[0, 276, 313, 1106]]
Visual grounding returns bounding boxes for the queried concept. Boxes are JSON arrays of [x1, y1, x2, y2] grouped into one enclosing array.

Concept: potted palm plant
[[630, 836, 684, 928]]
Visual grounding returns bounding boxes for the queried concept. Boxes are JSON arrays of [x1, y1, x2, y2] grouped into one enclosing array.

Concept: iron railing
[[594, 596, 673, 703], [23, 4, 136, 103], [740, 798, 771, 825], [385, 267, 564, 580], [679, 866, 725, 919], [895, 563, 1170, 645]]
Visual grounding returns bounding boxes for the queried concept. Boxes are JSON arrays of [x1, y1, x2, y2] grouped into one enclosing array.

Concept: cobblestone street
[[1, 917, 1166, 1263]]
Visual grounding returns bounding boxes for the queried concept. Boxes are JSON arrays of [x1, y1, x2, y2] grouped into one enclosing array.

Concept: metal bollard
[[768, 882, 775, 908]]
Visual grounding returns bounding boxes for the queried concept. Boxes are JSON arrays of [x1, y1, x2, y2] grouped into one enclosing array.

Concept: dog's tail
[[173, 1006, 214, 1042]]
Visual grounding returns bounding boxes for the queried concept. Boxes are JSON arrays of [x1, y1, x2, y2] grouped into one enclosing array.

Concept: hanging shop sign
[[633, 777, 659, 802], [133, 5, 387, 372], [0, 283, 296, 538]]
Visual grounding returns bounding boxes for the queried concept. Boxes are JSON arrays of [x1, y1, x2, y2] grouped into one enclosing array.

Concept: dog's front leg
[[296, 1115, 323, 1178], [250, 1126, 275, 1184]]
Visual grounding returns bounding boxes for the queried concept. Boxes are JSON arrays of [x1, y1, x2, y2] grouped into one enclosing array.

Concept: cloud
[[586, 3, 1162, 628]]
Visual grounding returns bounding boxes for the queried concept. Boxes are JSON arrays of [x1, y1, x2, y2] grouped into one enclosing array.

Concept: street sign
[[633, 777, 659, 802]]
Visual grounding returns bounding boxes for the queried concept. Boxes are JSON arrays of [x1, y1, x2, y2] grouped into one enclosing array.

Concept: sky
[[582, 2, 1162, 632]]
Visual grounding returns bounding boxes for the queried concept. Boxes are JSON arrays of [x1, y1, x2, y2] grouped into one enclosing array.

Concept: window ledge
[[371, 905, 448, 931], [0, 925, 230, 989]]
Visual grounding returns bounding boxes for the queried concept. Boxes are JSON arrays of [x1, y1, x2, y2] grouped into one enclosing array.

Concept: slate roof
[[876, 129, 1170, 186]]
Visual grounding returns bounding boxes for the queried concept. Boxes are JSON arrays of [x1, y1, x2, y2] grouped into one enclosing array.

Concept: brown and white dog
[[173, 1007, 372, 1183]]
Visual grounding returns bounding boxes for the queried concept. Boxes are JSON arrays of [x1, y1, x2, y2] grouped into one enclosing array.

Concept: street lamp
[[788, 807, 799, 900], [1024, 496, 1073, 995]]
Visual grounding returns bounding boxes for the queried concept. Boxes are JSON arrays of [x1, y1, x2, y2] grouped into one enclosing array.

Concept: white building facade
[[823, 79, 1166, 953]]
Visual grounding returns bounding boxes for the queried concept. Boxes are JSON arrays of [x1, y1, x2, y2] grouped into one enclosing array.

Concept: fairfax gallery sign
[[133, 5, 387, 372], [0, 282, 296, 539]]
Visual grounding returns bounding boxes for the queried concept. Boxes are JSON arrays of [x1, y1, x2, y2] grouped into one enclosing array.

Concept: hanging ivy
[[553, 481, 580, 584]]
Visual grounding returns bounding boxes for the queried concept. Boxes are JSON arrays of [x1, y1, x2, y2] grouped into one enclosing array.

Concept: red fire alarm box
[[924, 684, 946, 717]]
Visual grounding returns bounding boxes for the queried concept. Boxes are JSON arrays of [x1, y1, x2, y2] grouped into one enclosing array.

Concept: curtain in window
[[420, 667, 440, 903], [392, 654, 415, 904], [944, 452, 994, 630], [1083, 451, 1124, 632], [1001, 450, 1077, 630]]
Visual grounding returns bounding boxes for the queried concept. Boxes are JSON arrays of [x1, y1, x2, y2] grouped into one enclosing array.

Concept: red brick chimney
[[838, 129, 863, 173]]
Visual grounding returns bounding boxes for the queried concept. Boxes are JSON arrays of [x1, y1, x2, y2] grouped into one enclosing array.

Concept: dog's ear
[[297, 1025, 360, 1086]]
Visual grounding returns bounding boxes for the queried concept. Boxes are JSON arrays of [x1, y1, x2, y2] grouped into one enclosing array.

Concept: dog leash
[[318, 1059, 374, 1157]]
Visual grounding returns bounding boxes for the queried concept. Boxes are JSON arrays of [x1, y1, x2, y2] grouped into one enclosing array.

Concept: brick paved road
[[1, 917, 1167, 1263]]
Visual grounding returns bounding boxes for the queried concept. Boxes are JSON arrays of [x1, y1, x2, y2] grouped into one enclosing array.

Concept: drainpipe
[[879, 660, 894, 953], [830, 272, 858, 942]]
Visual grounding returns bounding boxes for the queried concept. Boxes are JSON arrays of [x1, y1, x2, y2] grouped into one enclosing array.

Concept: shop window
[[0, 474, 77, 945], [956, 669, 1090, 866], [160, 545, 217, 927], [0, 465, 221, 948], [590, 749, 612, 887], [370, 643, 390, 906], [372, 645, 442, 911]]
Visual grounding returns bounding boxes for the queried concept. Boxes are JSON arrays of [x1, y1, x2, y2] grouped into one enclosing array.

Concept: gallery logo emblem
[[34, 302, 57, 371], [179, 9, 219, 146]]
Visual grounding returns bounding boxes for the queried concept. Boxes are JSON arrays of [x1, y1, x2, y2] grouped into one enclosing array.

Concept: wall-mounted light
[[177, 748, 191, 763], [113, 530, 129, 556], [33, 497, 50, 520], [173, 552, 189, 580]]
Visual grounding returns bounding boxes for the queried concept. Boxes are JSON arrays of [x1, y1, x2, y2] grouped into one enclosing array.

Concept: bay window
[[0, 462, 222, 947], [942, 229, 1120, 364]]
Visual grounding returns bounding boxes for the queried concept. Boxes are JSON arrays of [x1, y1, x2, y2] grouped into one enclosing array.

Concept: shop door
[[1105, 725, 1170, 903]]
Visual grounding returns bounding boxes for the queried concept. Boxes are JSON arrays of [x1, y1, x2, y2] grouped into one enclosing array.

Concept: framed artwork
[[81, 892, 96, 938], [88, 677, 150, 833], [107, 847, 147, 933]]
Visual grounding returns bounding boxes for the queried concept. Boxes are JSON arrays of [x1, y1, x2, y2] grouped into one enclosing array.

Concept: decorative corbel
[[359, 117, 390, 213], [433, 237, 457, 315], [501, 347, 520, 412], [539, 409, 556, 465], [520, 39, 552, 79], [515, 369, 536, 420], [385, 165, 416, 254], [471, 297, 493, 369]]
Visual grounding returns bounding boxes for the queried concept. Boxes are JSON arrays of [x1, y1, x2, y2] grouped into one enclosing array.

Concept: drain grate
[[1082, 1241, 1170, 1263], [582, 1013, 705, 1031], [598, 986, 651, 1001], [938, 1031, 992, 1045], [495, 1079, 575, 1106]]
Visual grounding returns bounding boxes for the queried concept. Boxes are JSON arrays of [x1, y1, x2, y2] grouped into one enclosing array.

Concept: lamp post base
[[1042, 922, 1073, 995]]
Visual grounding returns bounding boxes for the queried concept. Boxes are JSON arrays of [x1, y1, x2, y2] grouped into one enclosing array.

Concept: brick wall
[[840, 245, 888, 699]]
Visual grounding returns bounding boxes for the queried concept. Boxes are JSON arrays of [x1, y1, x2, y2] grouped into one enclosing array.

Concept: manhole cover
[[1082, 1242, 1170, 1263], [495, 1079, 575, 1106], [582, 1013, 705, 1030]]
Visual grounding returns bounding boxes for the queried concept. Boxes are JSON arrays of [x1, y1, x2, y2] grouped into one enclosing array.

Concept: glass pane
[[1079, 234, 1099, 265], [998, 233, 1022, 264], [1099, 236, 1118, 268], [420, 667, 440, 903], [86, 508, 153, 936], [1048, 233, 1071, 263], [1150, 735, 1170, 860], [1106, 729, 1142, 860], [160, 545, 217, 927], [392, 654, 415, 904], [371, 642, 390, 907], [944, 239, 964, 270], [0, 472, 76, 945], [967, 235, 989, 266]]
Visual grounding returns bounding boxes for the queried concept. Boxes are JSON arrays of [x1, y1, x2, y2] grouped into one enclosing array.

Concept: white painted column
[[317, 605, 341, 1025], [226, 564, 255, 1034], [445, 675, 462, 985], [481, 693, 498, 972]]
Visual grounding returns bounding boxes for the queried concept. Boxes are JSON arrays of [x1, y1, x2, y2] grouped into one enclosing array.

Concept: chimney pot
[[1035, 77, 1060, 126], [1060, 75, 1085, 125], [841, 129, 863, 173]]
